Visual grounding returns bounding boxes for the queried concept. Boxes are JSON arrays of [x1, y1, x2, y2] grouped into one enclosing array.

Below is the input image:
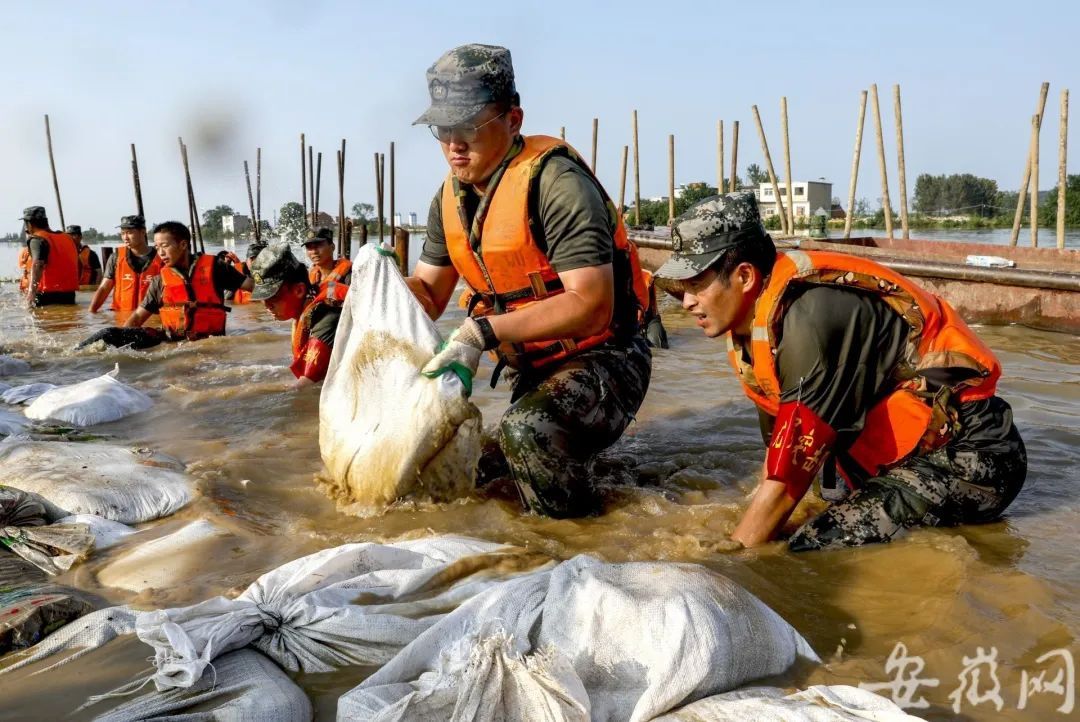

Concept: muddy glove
[[421, 317, 498, 396]]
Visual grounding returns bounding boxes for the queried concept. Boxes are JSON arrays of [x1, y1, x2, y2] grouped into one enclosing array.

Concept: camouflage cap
[[65, 225, 82, 236], [19, 206, 48, 223], [654, 192, 772, 281], [302, 226, 334, 245], [249, 242, 308, 302], [413, 44, 517, 127], [118, 215, 146, 229]]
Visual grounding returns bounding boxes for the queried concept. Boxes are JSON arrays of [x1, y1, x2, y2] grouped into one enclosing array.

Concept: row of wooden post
[[1009, 83, 1070, 249]]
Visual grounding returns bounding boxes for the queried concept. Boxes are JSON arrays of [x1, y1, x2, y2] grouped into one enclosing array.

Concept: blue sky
[[3, 0, 1075, 233]]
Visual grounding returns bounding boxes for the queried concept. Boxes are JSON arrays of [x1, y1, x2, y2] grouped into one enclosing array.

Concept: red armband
[[765, 402, 837, 501], [290, 338, 332, 382]]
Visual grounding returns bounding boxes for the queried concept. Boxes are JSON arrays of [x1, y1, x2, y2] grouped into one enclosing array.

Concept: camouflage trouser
[[76, 326, 163, 350], [788, 421, 1027, 551], [493, 336, 652, 518]]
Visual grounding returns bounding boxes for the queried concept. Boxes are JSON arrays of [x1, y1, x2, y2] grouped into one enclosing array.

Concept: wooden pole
[[559, 126, 565, 141], [1031, 113, 1040, 248], [391, 142, 402, 274], [869, 84, 893, 239], [591, 118, 598, 173], [729, 120, 739, 193], [751, 105, 788, 235], [43, 115, 66, 230], [668, 134, 676, 224], [1058, 89, 1069, 250], [717, 119, 725, 194], [256, 147, 262, 230], [244, 160, 258, 242], [632, 110, 641, 225], [618, 145, 629, 219], [781, 97, 795, 232], [844, 90, 868, 239], [179, 138, 204, 253], [893, 85, 910, 239], [130, 143, 145, 218], [308, 145, 315, 225], [300, 133, 307, 226], [314, 151, 323, 221], [339, 138, 348, 258], [1011, 82, 1050, 245], [374, 152, 384, 245]]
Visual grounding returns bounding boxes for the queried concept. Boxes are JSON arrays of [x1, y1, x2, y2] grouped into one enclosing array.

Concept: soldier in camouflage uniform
[[655, 193, 1026, 550], [407, 44, 652, 518]]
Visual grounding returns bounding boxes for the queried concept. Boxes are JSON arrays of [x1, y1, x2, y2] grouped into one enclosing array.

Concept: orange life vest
[[77, 245, 94, 285], [442, 135, 651, 370], [290, 280, 348, 376], [728, 250, 1001, 481], [223, 252, 251, 304], [17, 247, 31, 292], [28, 230, 79, 294], [159, 254, 228, 340], [308, 258, 352, 290], [111, 247, 162, 312]]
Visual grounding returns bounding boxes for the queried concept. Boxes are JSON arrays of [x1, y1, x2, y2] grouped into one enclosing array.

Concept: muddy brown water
[[0, 242, 1076, 721]]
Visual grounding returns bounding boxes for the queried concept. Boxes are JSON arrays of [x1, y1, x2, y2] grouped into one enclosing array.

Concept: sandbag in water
[[1, 383, 56, 405], [0, 441, 195, 524], [24, 364, 151, 427], [0, 555, 96, 656], [319, 244, 482, 507], [97, 518, 229, 593], [0, 356, 30, 376], [651, 685, 923, 721]]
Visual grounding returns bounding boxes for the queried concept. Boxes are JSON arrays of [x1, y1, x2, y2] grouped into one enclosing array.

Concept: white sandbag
[[319, 244, 481, 507], [0, 408, 29, 437], [340, 555, 817, 722], [1, 382, 56, 405], [132, 535, 518, 692], [56, 514, 137, 550], [1, 522, 94, 575], [24, 364, 151, 426], [97, 518, 229, 592], [0, 606, 136, 675], [0, 382, 9, 393], [0, 355, 30, 376], [651, 684, 923, 721], [0, 440, 195, 524]]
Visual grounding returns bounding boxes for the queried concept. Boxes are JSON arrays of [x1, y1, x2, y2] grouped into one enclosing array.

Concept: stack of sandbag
[[0, 441, 195, 524], [1, 382, 56, 405], [320, 244, 482, 507], [651, 685, 923, 721], [24, 364, 151, 426], [0, 408, 29, 437]]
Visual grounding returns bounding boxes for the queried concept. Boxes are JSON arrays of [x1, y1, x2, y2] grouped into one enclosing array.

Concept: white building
[[408, 212, 418, 227], [222, 214, 250, 235], [756, 180, 832, 220]]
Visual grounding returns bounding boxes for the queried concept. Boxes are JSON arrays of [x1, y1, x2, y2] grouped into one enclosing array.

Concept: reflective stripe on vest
[[441, 134, 650, 370], [32, 231, 79, 293], [159, 254, 228, 340], [112, 248, 163, 312], [729, 250, 1001, 479]]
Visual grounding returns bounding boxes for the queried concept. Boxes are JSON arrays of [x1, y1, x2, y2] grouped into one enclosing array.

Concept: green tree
[[200, 205, 235, 242], [913, 174, 998, 217], [277, 202, 306, 243], [82, 227, 102, 241], [1040, 174, 1080, 227], [351, 202, 375, 223], [745, 163, 768, 186]]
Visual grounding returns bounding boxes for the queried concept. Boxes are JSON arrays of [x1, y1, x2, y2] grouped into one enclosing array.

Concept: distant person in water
[[250, 243, 347, 388], [67, 225, 102, 286], [77, 221, 264, 350], [88, 215, 161, 315], [303, 226, 352, 292], [18, 206, 79, 307], [655, 193, 1026, 551]]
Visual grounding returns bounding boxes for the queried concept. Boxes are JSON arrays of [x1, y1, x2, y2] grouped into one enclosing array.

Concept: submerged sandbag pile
[[97, 518, 228, 592], [0, 441, 195, 524], [320, 244, 482, 507], [24, 364, 151, 426], [1, 383, 56, 405], [0, 408, 29, 437], [0, 356, 30, 376]]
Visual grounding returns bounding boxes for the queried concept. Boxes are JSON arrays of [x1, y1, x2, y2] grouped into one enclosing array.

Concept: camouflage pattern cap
[[118, 215, 146, 229], [249, 242, 308, 302], [654, 192, 772, 280], [302, 226, 334, 245], [19, 206, 48, 223], [65, 225, 83, 236], [413, 44, 517, 127]]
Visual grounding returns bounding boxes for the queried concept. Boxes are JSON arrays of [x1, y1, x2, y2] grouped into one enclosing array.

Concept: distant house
[[222, 214, 250, 235], [756, 180, 833, 220], [830, 203, 846, 220]]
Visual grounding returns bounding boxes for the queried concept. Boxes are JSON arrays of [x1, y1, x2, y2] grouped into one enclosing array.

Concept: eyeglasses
[[428, 112, 506, 143]]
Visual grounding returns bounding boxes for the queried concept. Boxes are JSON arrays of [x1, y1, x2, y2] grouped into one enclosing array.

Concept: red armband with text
[[290, 338, 332, 382], [765, 402, 838, 501]]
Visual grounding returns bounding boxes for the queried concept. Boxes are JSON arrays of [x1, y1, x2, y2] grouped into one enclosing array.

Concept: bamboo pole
[[44, 115, 66, 230], [180, 139, 197, 242], [729, 120, 739, 193], [300, 133, 307, 225], [1058, 89, 1069, 250], [591, 118, 598, 173], [314, 151, 323, 221], [751, 105, 788, 235], [308, 145, 315, 225], [781, 97, 794, 232], [844, 91, 868, 239], [244, 160, 259, 242], [1031, 113, 1040, 247], [1011, 82, 1050, 245], [256, 147, 262, 230], [632, 110, 641, 225], [869, 84, 893, 239], [374, 152, 385, 245], [392, 142, 403, 274], [559, 126, 565, 141], [178, 138, 204, 253], [893, 85, 910, 239], [618, 145, 629, 219], [668, 134, 675, 224], [717, 120, 725, 193], [130, 143, 144, 218], [340, 138, 348, 258]]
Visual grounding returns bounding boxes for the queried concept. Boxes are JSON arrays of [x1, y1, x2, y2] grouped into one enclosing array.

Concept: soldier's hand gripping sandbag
[[319, 245, 482, 507], [421, 317, 492, 393]]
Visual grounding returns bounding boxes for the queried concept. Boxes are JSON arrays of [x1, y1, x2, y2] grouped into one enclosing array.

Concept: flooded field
[[0, 240, 1076, 721]]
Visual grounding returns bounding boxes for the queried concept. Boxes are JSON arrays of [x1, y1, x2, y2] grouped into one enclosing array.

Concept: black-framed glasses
[[428, 112, 507, 143]]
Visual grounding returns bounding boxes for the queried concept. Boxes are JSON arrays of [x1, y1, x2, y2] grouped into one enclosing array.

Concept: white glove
[[421, 317, 487, 395]]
